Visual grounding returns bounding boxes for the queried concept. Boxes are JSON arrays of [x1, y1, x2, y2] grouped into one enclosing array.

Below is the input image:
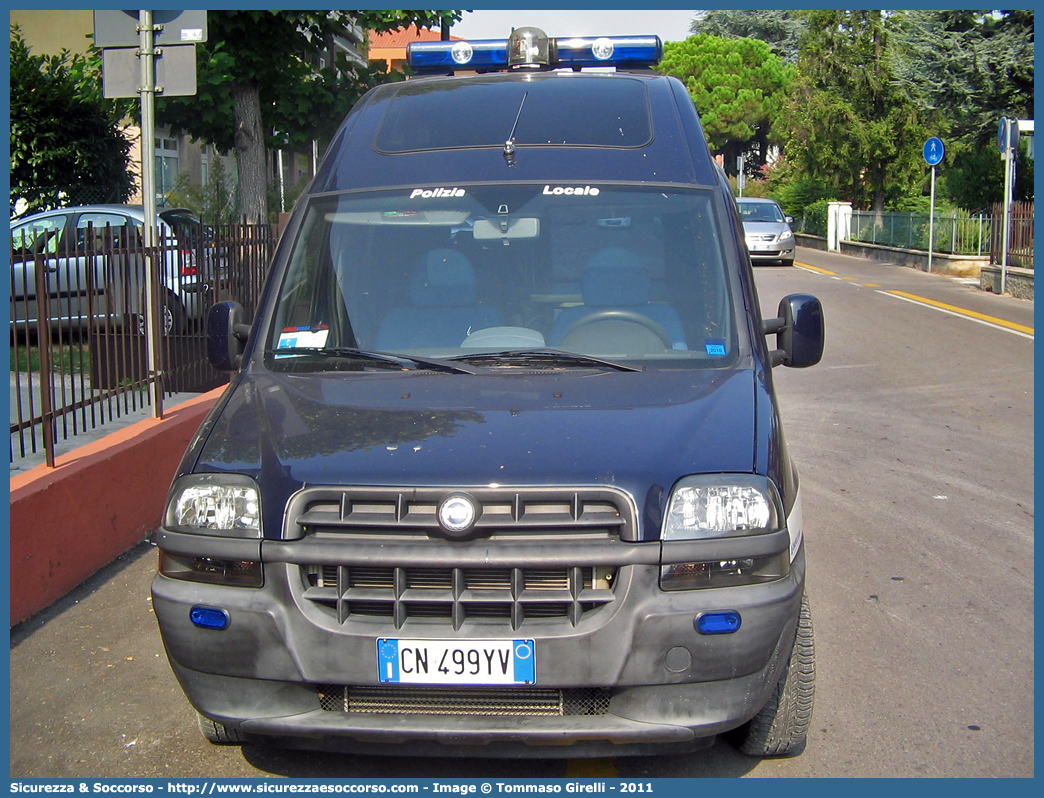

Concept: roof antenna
[[503, 91, 528, 167]]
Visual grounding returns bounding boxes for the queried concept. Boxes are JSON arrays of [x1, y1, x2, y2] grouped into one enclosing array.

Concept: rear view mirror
[[207, 301, 251, 371], [762, 294, 824, 368], [472, 217, 540, 240]]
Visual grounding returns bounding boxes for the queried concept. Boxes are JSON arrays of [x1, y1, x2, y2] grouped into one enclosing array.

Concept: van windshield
[[266, 184, 739, 369]]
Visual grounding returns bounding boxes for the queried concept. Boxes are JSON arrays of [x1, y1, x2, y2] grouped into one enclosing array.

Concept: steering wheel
[[559, 309, 673, 349]]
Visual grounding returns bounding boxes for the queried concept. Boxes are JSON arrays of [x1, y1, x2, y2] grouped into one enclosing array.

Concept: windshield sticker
[[277, 326, 329, 351], [704, 338, 727, 357], [543, 185, 601, 197], [410, 187, 465, 199]]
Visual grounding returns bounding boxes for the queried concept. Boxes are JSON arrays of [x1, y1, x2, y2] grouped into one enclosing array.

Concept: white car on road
[[738, 197, 796, 266]]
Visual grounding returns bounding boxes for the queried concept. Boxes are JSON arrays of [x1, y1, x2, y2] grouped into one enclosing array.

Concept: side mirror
[[762, 294, 824, 368], [785, 215, 794, 224], [207, 301, 252, 372]]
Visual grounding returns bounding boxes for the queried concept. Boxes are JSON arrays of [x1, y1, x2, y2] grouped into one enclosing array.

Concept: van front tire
[[197, 712, 243, 745], [732, 592, 815, 757]]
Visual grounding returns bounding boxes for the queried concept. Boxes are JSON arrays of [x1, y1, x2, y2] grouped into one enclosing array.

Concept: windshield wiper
[[265, 347, 485, 375], [449, 349, 643, 373]]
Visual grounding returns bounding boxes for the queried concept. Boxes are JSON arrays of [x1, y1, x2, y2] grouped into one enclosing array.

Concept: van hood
[[194, 367, 758, 540]]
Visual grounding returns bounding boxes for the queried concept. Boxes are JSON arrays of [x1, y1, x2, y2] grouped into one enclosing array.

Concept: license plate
[[752, 244, 774, 251], [377, 638, 536, 685]]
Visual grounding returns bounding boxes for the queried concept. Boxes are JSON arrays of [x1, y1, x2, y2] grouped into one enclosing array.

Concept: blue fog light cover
[[695, 610, 742, 635], [190, 606, 230, 630]]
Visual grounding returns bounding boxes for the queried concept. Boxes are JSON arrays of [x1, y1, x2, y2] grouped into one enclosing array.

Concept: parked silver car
[[9, 204, 216, 335], [737, 197, 795, 266]]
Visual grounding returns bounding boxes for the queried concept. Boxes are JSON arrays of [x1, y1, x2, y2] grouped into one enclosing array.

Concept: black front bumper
[[152, 527, 804, 756]]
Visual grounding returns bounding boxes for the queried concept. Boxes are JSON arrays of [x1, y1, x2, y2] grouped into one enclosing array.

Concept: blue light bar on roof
[[406, 30, 662, 73], [555, 36, 663, 68], [407, 39, 508, 72]]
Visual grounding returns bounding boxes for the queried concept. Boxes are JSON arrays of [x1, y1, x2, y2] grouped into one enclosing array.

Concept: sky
[[450, 9, 697, 44]]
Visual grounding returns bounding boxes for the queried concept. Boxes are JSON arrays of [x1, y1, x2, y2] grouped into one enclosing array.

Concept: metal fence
[[10, 222, 274, 467], [848, 210, 992, 256], [990, 201, 1035, 270]]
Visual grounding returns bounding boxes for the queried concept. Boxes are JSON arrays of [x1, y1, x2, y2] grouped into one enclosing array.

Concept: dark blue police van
[[153, 27, 825, 759]]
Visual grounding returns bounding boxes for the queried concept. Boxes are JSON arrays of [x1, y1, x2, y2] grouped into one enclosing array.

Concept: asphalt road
[[9, 247, 1034, 779]]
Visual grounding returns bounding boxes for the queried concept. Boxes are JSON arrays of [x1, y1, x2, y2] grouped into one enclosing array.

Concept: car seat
[[547, 247, 686, 350], [374, 249, 505, 350]]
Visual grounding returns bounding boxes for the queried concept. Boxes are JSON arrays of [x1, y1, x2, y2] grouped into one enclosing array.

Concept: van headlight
[[166, 474, 261, 538], [662, 475, 780, 540], [659, 475, 788, 590]]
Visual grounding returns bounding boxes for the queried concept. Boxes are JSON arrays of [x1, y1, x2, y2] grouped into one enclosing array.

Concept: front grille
[[302, 564, 617, 630], [317, 685, 612, 717], [287, 486, 634, 631], [285, 486, 636, 540]]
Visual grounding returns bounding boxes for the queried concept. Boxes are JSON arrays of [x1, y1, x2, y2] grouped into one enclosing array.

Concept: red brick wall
[[9, 388, 226, 626]]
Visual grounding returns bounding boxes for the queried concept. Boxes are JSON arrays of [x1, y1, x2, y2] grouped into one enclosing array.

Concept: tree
[[9, 25, 133, 215], [890, 10, 1034, 206], [944, 142, 1034, 209], [658, 35, 794, 173], [155, 10, 462, 224], [891, 10, 1033, 147], [780, 10, 930, 213], [689, 10, 808, 65]]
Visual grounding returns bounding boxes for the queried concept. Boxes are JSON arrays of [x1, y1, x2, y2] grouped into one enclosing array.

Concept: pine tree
[[780, 10, 929, 212], [688, 10, 808, 65], [659, 34, 794, 172]]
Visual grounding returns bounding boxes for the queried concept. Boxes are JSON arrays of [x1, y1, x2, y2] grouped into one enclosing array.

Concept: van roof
[[311, 70, 719, 194]]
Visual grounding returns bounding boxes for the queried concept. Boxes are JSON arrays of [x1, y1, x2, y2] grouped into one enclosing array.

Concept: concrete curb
[[979, 264, 1034, 300], [9, 386, 227, 627]]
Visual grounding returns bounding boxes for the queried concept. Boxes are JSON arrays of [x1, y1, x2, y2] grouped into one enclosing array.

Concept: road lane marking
[[795, 262, 837, 276], [793, 260, 1032, 339], [878, 290, 1034, 339]]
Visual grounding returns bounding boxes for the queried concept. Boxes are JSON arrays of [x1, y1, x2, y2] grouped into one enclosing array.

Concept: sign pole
[[139, 10, 163, 418], [922, 137, 945, 274], [927, 164, 936, 273], [1001, 145, 1011, 295], [997, 116, 1022, 296]]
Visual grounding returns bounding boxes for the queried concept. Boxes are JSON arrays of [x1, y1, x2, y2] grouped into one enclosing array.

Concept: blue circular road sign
[[923, 137, 945, 166]]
